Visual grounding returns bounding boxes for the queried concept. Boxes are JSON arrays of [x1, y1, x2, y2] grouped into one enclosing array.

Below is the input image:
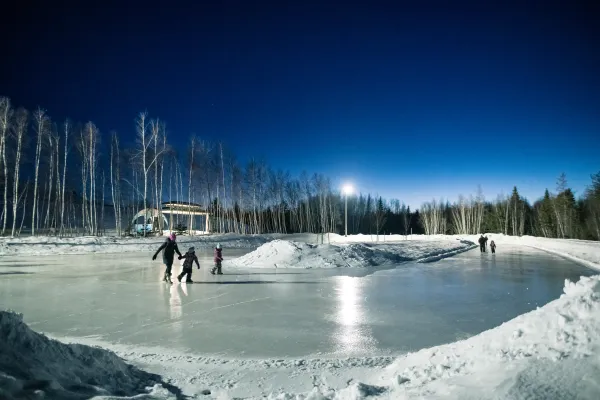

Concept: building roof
[[161, 201, 206, 212]]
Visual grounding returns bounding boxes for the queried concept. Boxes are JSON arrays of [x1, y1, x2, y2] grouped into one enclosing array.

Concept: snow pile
[[227, 239, 476, 268], [0, 311, 178, 399], [0, 232, 269, 256], [265, 274, 600, 399]]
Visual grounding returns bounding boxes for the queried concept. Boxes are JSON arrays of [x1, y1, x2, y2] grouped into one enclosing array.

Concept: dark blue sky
[[1, 0, 598, 208]]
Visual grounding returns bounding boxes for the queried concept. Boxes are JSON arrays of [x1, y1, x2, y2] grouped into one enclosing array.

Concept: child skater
[[210, 243, 224, 275], [177, 246, 200, 283]]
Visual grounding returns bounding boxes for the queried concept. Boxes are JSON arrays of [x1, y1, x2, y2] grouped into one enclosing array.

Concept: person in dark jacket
[[177, 246, 200, 283], [210, 243, 223, 275], [152, 233, 182, 283], [478, 235, 485, 253], [490, 240, 497, 254]]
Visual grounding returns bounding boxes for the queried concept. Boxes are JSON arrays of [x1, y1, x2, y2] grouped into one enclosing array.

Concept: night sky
[[1, 1, 598, 208]]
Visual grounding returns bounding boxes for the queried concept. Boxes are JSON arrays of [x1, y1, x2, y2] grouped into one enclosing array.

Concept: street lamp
[[342, 184, 353, 237]]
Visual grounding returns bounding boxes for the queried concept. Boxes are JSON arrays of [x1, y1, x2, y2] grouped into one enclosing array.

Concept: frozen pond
[[0, 245, 594, 358]]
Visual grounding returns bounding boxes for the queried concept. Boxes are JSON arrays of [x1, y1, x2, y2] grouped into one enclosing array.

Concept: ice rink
[[0, 245, 593, 359]]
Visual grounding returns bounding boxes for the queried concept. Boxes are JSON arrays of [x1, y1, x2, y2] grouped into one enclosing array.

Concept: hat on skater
[[188, 246, 195, 252], [216, 243, 221, 249]]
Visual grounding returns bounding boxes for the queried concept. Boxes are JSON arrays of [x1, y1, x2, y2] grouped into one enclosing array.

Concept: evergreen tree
[[539, 189, 555, 237]]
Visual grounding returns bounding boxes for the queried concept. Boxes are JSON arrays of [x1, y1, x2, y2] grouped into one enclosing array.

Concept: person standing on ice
[[177, 246, 200, 283], [484, 236, 489, 251], [152, 233, 182, 284], [478, 235, 485, 253], [490, 240, 496, 254], [210, 243, 224, 275]]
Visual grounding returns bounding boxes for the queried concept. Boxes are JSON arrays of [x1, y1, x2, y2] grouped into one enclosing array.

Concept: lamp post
[[342, 184, 353, 237]]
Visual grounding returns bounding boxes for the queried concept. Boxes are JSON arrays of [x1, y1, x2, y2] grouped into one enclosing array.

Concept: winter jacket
[[180, 251, 200, 270], [214, 248, 223, 263], [490, 241, 496, 249], [153, 238, 182, 264]]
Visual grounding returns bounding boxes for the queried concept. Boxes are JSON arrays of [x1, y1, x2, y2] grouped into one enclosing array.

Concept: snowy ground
[[0, 233, 269, 256], [1, 233, 599, 399]]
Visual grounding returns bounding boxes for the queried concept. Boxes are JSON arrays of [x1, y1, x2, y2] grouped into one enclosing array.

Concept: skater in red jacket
[[211, 243, 223, 275]]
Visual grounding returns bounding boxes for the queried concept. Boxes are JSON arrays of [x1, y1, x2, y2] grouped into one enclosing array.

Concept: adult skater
[[484, 235, 489, 251], [478, 235, 485, 253], [490, 240, 496, 254], [210, 243, 224, 275], [152, 232, 182, 284], [177, 246, 200, 283]]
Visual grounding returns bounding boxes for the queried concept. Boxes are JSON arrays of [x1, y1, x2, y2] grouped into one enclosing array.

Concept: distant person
[[478, 235, 485, 253], [484, 236, 489, 251], [211, 243, 224, 275], [490, 240, 496, 254], [152, 233, 182, 284], [178, 246, 200, 283]]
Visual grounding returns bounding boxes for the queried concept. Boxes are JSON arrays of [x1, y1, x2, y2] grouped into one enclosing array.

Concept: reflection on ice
[[333, 276, 377, 355]]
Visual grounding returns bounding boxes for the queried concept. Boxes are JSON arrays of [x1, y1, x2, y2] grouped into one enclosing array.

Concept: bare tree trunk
[[32, 109, 49, 236], [101, 172, 105, 236], [110, 133, 119, 235], [159, 130, 166, 233], [44, 134, 54, 230], [19, 182, 29, 236], [151, 119, 160, 234], [137, 112, 149, 237], [188, 137, 196, 235], [220, 143, 227, 233], [0, 97, 11, 235], [11, 109, 27, 237]]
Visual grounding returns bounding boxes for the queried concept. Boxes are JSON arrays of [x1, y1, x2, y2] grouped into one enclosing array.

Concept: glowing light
[[342, 184, 354, 196]]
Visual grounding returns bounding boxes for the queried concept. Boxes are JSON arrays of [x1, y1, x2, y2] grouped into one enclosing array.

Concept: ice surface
[[0, 246, 592, 360], [1, 235, 599, 399]]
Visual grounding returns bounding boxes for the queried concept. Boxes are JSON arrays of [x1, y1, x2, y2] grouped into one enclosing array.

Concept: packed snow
[[227, 238, 476, 268], [0, 232, 270, 257], [0, 311, 179, 400]]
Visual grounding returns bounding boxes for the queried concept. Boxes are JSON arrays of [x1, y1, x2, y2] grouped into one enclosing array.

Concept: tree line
[[0, 96, 598, 240]]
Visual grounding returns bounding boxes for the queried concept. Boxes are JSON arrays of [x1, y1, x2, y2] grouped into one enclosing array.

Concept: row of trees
[[0, 96, 598, 240], [419, 173, 600, 240]]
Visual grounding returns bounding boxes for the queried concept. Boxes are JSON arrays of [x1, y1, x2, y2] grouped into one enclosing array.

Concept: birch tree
[[60, 120, 69, 236], [31, 108, 49, 236], [11, 109, 27, 237], [135, 112, 163, 236], [0, 97, 12, 234]]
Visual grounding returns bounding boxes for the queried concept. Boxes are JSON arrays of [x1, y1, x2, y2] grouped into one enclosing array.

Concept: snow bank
[[227, 239, 476, 268], [0, 233, 269, 256], [0, 311, 179, 399]]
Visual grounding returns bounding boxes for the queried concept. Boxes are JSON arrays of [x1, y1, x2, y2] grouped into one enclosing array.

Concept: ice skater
[[478, 235, 485, 253], [177, 246, 200, 283], [490, 240, 496, 254], [152, 232, 182, 284], [210, 243, 224, 275], [484, 236, 489, 252]]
